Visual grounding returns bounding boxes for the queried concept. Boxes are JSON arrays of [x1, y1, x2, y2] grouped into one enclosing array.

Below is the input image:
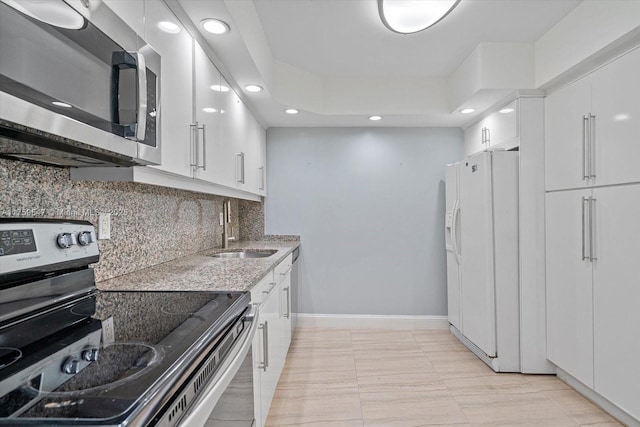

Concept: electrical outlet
[[98, 213, 111, 240], [101, 317, 115, 344]]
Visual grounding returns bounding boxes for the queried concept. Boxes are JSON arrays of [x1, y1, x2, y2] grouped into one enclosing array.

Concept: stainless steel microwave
[[0, 0, 161, 167]]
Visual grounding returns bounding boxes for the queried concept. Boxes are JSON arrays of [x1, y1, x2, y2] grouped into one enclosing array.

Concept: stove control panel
[[0, 220, 99, 276]]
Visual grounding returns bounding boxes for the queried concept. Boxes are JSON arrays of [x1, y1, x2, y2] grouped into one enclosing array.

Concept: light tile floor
[[266, 328, 622, 427]]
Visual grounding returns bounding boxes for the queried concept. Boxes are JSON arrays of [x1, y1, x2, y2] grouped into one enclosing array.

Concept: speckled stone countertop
[[96, 240, 300, 293]]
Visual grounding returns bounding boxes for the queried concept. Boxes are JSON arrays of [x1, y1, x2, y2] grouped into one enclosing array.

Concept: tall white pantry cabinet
[[545, 46, 640, 424]]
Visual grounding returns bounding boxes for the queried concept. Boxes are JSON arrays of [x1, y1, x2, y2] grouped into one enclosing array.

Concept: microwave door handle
[[133, 52, 147, 142]]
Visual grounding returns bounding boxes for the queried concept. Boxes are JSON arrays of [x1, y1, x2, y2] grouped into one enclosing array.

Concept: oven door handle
[[178, 305, 259, 427]]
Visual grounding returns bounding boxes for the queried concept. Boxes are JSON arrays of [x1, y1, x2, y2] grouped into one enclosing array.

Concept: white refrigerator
[[445, 150, 521, 372]]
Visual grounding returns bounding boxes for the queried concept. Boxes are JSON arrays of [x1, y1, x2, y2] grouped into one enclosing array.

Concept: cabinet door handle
[[236, 152, 245, 183], [581, 197, 590, 261], [590, 197, 597, 261], [190, 123, 198, 170], [259, 166, 265, 190], [199, 124, 206, 171], [284, 286, 290, 319], [589, 114, 596, 179], [582, 115, 589, 180], [257, 321, 268, 371]]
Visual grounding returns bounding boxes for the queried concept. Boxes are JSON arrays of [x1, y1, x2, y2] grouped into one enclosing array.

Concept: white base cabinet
[[250, 254, 293, 427], [546, 185, 640, 422]]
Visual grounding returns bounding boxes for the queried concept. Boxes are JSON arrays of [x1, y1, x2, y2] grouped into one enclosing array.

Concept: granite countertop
[[96, 239, 300, 293]]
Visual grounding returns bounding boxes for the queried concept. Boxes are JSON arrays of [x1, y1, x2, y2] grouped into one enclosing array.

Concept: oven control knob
[[77, 231, 93, 246], [62, 357, 81, 375], [81, 348, 99, 362], [56, 233, 74, 249]]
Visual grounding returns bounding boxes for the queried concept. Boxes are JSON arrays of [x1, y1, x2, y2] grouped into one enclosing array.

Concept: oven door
[[176, 306, 258, 427]]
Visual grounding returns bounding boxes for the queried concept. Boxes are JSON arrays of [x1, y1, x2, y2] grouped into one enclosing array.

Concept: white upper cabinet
[[545, 76, 592, 191], [464, 100, 518, 156], [221, 79, 251, 191], [464, 121, 485, 156], [245, 109, 267, 195], [546, 47, 640, 191], [146, 0, 193, 178], [193, 42, 223, 183], [591, 47, 640, 187]]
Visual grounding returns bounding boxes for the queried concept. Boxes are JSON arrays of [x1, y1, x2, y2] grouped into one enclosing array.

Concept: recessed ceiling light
[[52, 101, 72, 108], [210, 84, 230, 92], [245, 84, 263, 93], [201, 19, 229, 35], [285, 109, 299, 115], [202, 107, 217, 113], [369, 115, 382, 121], [157, 21, 180, 34], [499, 108, 514, 114], [460, 108, 475, 114]]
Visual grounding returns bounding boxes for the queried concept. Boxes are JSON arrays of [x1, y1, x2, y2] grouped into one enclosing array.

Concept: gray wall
[[265, 127, 463, 316]]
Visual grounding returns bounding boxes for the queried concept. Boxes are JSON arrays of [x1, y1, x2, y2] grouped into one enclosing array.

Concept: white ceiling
[[178, 0, 581, 128]]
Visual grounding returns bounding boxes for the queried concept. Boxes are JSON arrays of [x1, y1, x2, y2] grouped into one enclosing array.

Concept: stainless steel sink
[[210, 249, 277, 259]]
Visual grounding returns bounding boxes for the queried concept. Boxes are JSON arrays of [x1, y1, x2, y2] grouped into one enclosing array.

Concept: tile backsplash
[[1, 158, 250, 282]]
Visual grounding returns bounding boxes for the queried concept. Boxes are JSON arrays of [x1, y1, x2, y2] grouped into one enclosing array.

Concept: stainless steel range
[[0, 219, 257, 426]]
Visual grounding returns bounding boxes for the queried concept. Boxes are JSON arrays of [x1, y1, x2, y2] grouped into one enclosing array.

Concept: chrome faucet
[[222, 200, 236, 249]]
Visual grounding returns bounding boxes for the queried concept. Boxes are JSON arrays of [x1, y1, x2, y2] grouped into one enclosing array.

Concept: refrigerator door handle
[[582, 197, 589, 261], [451, 200, 462, 265], [590, 197, 597, 261]]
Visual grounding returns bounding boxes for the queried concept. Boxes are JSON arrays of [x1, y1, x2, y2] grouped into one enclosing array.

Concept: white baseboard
[[556, 368, 640, 427], [295, 313, 449, 330]]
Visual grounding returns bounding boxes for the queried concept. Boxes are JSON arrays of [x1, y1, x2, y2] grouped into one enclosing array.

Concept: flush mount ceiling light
[[459, 108, 475, 114], [157, 21, 180, 34], [245, 84, 263, 93], [369, 115, 382, 121], [210, 84, 230, 92], [202, 107, 218, 113], [499, 108, 514, 114], [378, 0, 460, 34], [285, 109, 299, 115], [3, 0, 85, 29], [52, 101, 72, 108], [201, 18, 230, 35]]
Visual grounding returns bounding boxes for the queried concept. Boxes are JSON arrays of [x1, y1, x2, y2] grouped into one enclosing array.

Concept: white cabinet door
[[545, 76, 592, 192], [279, 269, 292, 352], [545, 189, 594, 388], [245, 115, 267, 195], [220, 79, 249, 190], [592, 184, 640, 421], [257, 284, 281, 427], [146, 0, 193, 178], [193, 42, 224, 183], [591, 48, 640, 187], [464, 121, 485, 156], [484, 100, 518, 148]]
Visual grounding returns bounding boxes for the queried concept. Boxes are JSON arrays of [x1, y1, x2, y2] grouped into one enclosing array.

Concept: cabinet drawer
[[274, 254, 293, 285], [250, 271, 275, 304]]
